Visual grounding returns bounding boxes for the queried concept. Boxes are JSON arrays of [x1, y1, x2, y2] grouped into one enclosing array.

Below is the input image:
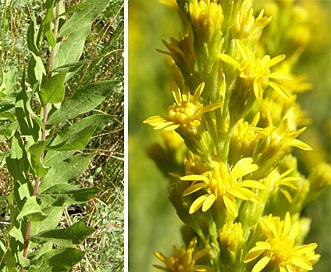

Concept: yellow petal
[[268, 81, 290, 99], [253, 81, 263, 100], [290, 139, 312, 150], [223, 195, 238, 217], [192, 82, 205, 103], [202, 194, 217, 212], [181, 174, 208, 182], [291, 258, 313, 270], [236, 39, 250, 60], [189, 195, 208, 214], [268, 54, 286, 67], [183, 183, 206, 196], [219, 53, 241, 69], [232, 157, 258, 179], [252, 256, 271, 272], [171, 82, 182, 105]]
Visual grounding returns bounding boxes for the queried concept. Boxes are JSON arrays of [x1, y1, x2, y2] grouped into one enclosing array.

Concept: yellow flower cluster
[[144, 0, 331, 271]]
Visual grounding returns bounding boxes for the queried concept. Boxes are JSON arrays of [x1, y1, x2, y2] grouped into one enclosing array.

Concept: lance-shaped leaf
[[29, 141, 49, 177], [54, 0, 110, 70], [47, 114, 114, 151], [39, 154, 93, 193], [27, 16, 39, 55], [38, 184, 100, 205], [47, 80, 119, 124], [30, 222, 94, 247], [47, 125, 97, 151], [17, 196, 47, 222], [28, 247, 85, 272], [40, 71, 67, 104]]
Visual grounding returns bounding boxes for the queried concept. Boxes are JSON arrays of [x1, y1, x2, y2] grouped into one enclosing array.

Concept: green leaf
[[31, 206, 65, 237], [42, 6, 56, 48], [31, 52, 46, 82], [0, 70, 17, 95], [53, 0, 110, 70], [15, 80, 40, 138], [48, 80, 119, 124], [47, 114, 114, 154], [39, 154, 94, 193], [50, 114, 114, 147], [29, 248, 85, 272], [39, 184, 100, 205], [30, 222, 94, 247], [9, 226, 24, 244], [60, 1, 90, 17], [29, 141, 49, 177], [27, 16, 39, 55], [17, 196, 47, 222], [58, 0, 109, 37], [40, 71, 67, 104], [48, 125, 97, 151], [43, 150, 75, 168]]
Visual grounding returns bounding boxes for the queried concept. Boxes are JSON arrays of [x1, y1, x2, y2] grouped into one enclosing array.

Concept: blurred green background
[[128, 1, 331, 271]]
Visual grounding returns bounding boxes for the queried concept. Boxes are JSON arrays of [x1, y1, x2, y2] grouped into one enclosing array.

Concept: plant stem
[[21, 1, 61, 269]]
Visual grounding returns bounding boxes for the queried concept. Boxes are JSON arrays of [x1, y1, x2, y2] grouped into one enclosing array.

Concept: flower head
[[220, 39, 290, 100], [144, 82, 221, 133], [182, 157, 264, 217], [232, 0, 272, 43], [219, 222, 244, 255], [189, 0, 223, 44], [159, 31, 196, 78], [154, 237, 211, 272], [244, 212, 320, 272]]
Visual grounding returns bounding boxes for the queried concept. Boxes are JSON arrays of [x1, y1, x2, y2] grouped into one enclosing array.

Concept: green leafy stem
[[0, 0, 117, 271]]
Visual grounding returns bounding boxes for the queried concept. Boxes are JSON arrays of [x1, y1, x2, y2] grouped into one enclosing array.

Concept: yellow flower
[[232, 0, 272, 43], [158, 31, 196, 78], [256, 112, 312, 152], [218, 222, 244, 255], [154, 237, 211, 272], [229, 113, 261, 163], [189, 0, 223, 43], [244, 212, 320, 272], [182, 158, 264, 217], [144, 82, 221, 133], [220, 39, 290, 100], [264, 168, 299, 203], [184, 151, 210, 176]]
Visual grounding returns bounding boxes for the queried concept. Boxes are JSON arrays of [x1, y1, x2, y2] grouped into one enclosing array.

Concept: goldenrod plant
[[143, 0, 331, 271], [0, 1, 120, 270]]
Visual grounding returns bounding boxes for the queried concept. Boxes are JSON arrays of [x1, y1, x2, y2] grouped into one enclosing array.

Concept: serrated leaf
[[54, 0, 110, 70], [48, 80, 119, 124], [39, 184, 100, 205], [31, 222, 94, 247], [40, 71, 67, 104], [39, 154, 93, 193], [49, 114, 114, 148], [58, 0, 109, 37], [48, 125, 97, 151], [31, 206, 65, 237]]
